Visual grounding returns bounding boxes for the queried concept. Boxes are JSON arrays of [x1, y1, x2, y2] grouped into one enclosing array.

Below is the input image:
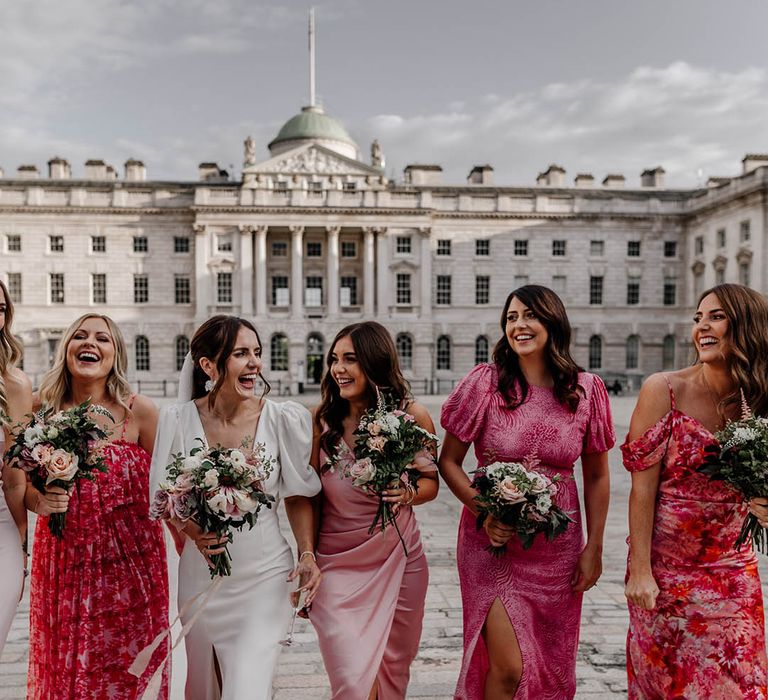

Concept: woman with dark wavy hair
[[439, 284, 614, 699], [150, 315, 321, 699], [623, 284, 768, 698], [309, 321, 438, 700]]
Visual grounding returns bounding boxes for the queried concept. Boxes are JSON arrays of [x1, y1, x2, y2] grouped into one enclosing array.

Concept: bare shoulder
[[405, 400, 436, 430], [4, 366, 32, 393], [628, 372, 674, 438], [130, 393, 159, 421]]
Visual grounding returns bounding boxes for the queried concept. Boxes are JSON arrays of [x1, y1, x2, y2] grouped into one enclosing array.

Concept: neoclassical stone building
[[1, 104, 766, 393]]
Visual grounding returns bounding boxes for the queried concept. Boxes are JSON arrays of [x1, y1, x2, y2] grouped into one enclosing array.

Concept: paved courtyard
[[3, 394, 768, 699]]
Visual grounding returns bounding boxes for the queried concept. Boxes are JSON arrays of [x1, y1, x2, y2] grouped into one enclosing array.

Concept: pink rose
[[173, 471, 196, 493], [170, 491, 196, 521], [496, 478, 527, 504], [31, 443, 55, 466], [149, 490, 172, 520], [348, 458, 376, 486], [45, 449, 79, 485], [367, 436, 386, 452], [529, 474, 551, 494], [368, 422, 382, 436]]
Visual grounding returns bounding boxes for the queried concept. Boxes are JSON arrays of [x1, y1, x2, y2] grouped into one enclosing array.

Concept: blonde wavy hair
[[0, 279, 24, 415], [38, 314, 132, 413]]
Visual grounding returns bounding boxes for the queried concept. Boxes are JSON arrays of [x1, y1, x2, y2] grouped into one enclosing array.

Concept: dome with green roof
[[268, 105, 358, 160]]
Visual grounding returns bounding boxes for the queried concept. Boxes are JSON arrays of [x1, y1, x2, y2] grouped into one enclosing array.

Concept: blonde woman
[[25, 314, 169, 700], [0, 280, 32, 651]]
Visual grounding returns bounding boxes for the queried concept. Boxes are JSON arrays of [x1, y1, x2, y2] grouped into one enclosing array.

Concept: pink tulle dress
[[441, 364, 615, 699], [310, 438, 437, 699], [27, 402, 169, 699], [622, 377, 767, 698]]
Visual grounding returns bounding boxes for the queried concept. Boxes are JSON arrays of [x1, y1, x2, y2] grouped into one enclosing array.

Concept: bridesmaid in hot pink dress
[[310, 322, 439, 700], [440, 285, 614, 699], [25, 314, 169, 699], [623, 284, 768, 698]]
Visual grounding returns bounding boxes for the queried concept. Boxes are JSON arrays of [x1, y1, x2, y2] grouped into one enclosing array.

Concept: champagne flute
[[279, 585, 307, 647]]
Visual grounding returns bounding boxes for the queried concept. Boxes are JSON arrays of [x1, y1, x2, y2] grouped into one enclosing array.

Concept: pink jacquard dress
[[310, 439, 436, 699], [28, 404, 170, 699], [621, 378, 767, 699], [441, 364, 615, 700]]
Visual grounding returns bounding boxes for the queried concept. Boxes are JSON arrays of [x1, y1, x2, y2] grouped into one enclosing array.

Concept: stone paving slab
[[4, 395, 768, 698]]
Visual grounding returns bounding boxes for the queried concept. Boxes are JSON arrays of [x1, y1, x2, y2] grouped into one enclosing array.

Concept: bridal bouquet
[[698, 394, 768, 553], [472, 456, 573, 556], [150, 439, 276, 578], [326, 390, 437, 555], [3, 401, 113, 538]]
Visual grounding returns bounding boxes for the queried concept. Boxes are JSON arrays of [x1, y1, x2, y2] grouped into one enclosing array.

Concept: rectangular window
[[694, 236, 704, 255], [343, 181, 357, 192], [590, 276, 604, 305], [133, 236, 148, 253], [49, 235, 64, 253], [716, 228, 726, 248], [175, 275, 191, 304], [305, 276, 323, 307], [715, 268, 725, 285], [308, 181, 323, 195], [437, 239, 452, 256], [271, 241, 288, 257], [627, 241, 641, 257], [274, 180, 288, 193], [217, 272, 233, 304], [6, 235, 21, 252], [174, 236, 190, 253], [306, 241, 322, 257], [475, 276, 490, 305], [91, 235, 106, 253], [740, 220, 751, 242], [475, 239, 490, 256], [6, 273, 21, 302], [91, 273, 107, 304], [217, 235, 233, 253], [340, 241, 357, 258], [664, 241, 677, 257], [50, 273, 65, 304], [271, 276, 289, 306], [396, 273, 412, 305], [552, 240, 566, 256], [514, 240, 528, 256], [739, 262, 751, 287], [134, 274, 148, 304], [396, 236, 412, 254], [627, 277, 640, 305], [552, 275, 566, 296], [436, 275, 452, 305], [590, 240, 605, 257], [663, 278, 677, 306], [340, 276, 358, 306]]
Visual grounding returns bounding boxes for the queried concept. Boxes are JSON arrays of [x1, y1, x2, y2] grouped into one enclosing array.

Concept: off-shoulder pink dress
[[310, 439, 436, 699], [441, 364, 615, 700], [621, 377, 767, 699]]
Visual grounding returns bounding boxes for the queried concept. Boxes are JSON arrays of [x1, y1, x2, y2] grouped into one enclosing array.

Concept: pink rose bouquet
[[472, 456, 573, 556], [150, 439, 275, 578], [3, 401, 113, 538], [326, 389, 437, 555]]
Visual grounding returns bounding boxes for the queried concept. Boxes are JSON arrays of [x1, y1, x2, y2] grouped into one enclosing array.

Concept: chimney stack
[[641, 167, 665, 188], [48, 157, 71, 179], [125, 159, 147, 182], [742, 154, 768, 174], [574, 173, 595, 188], [467, 164, 493, 185], [602, 173, 625, 188], [537, 164, 565, 187], [17, 164, 39, 179], [85, 159, 108, 180]]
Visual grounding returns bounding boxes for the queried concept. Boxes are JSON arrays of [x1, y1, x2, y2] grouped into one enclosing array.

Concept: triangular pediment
[[244, 144, 381, 177]]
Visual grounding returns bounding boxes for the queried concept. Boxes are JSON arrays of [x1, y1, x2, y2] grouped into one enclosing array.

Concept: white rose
[[529, 474, 551, 495], [203, 468, 219, 489], [535, 492, 553, 514], [24, 425, 44, 445], [206, 491, 228, 515], [232, 489, 259, 514], [182, 454, 202, 472]]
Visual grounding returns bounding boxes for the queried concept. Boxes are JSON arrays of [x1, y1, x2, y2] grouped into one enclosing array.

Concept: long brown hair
[[316, 322, 411, 460], [0, 280, 24, 415], [38, 314, 132, 413], [492, 284, 583, 412], [190, 315, 270, 409], [697, 284, 768, 416]]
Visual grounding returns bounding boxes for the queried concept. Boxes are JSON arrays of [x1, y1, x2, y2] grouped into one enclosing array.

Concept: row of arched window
[[587, 334, 676, 371]]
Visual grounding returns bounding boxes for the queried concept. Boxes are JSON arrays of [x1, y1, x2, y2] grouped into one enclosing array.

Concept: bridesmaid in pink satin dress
[[309, 322, 439, 700], [439, 286, 614, 699]]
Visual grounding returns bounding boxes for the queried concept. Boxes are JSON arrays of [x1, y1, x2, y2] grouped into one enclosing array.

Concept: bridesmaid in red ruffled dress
[[439, 285, 614, 699], [623, 284, 768, 698], [25, 314, 169, 699]]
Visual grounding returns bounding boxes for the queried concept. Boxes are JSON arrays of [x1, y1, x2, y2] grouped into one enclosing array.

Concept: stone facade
[[1, 138, 767, 394]]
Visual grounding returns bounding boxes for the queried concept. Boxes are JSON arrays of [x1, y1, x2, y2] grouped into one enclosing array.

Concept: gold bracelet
[[299, 550, 316, 562]]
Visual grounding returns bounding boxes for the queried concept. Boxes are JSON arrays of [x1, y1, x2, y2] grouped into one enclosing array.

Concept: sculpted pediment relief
[[245, 144, 380, 177]]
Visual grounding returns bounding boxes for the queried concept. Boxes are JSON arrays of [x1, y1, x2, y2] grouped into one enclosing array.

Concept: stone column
[[290, 225, 304, 319], [254, 226, 268, 318], [193, 224, 208, 322], [238, 225, 254, 317], [363, 227, 375, 316], [375, 227, 388, 317], [419, 227, 432, 318], [326, 226, 340, 317]]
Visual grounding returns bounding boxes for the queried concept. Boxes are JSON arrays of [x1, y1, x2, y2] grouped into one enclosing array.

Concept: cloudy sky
[[1, 0, 766, 187]]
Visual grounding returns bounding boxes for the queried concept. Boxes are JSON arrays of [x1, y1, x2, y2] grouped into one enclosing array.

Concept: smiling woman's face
[[65, 317, 116, 382], [693, 292, 730, 363]]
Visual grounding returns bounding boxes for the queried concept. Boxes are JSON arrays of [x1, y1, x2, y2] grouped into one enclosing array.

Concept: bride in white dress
[[150, 316, 321, 700]]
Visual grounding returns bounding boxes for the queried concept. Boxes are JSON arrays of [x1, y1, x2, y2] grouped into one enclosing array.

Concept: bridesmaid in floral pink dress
[[623, 284, 768, 698], [440, 285, 614, 699], [310, 322, 439, 700]]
